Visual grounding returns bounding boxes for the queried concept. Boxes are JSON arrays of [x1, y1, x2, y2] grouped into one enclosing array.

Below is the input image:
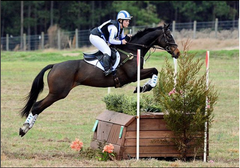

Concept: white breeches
[[89, 34, 111, 56]]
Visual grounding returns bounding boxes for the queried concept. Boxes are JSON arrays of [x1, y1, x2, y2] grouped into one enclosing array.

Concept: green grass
[[1, 49, 239, 167]]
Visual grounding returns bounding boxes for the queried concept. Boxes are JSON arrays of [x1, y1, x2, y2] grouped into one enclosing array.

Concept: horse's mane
[[130, 26, 163, 41]]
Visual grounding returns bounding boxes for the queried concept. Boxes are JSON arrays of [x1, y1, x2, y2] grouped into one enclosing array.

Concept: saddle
[[83, 48, 120, 72]]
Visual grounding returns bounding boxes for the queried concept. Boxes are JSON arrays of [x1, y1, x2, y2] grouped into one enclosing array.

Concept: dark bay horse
[[19, 24, 180, 137]]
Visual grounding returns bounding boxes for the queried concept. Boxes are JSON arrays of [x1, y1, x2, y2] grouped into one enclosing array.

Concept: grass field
[[1, 48, 239, 167]]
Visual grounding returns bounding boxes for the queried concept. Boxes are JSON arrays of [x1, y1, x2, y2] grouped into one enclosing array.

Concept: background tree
[[20, 1, 24, 50], [1, 1, 238, 36]]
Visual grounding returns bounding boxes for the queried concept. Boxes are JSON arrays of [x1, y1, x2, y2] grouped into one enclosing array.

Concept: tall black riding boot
[[102, 54, 112, 76]]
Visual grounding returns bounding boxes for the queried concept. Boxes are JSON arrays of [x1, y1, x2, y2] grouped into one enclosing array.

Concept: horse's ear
[[164, 23, 170, 30]]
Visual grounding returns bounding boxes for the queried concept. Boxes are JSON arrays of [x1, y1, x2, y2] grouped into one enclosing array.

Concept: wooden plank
[[123, 153, 181, 159], [108, 124, 121, 144], [124, 138, 203, 146], [124, 138, 175, 146], [123, 146, 203, 155], [123, 145, 179, 154], [122, 152, 202, 159], [140, 112, 165, 119], [127, 119, 170, 131], [97, 121, 113, 141], [125, 131, 203, 139], [125, 130, 175, 139], [96, 110, 135, 126]]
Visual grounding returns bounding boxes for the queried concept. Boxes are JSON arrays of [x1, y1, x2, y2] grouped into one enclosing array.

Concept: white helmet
[[117, 10, 132, 20]]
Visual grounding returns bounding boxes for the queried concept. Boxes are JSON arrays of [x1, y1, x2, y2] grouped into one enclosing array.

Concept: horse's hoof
[[19, 123, 30, 137], [133, 86, 143, 93], [19, 128, 26, 137], [142, 84, 153, 93]]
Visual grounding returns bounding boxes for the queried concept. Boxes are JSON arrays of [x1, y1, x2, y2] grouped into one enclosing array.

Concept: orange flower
[[103, 143, 114, 153], [70, 138, 83, 151]]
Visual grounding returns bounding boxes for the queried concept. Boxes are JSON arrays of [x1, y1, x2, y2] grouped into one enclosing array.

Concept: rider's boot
[[102, 54, 112, 76]]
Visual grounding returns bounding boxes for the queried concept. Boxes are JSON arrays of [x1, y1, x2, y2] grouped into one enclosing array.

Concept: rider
[[89, 10, 132, 76]]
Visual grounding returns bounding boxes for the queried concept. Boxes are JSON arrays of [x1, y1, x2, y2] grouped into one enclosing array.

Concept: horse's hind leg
[[19, 92, 69, 137]]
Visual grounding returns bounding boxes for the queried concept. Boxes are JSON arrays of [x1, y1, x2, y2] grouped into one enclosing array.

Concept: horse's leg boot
[[102, 54, 112, 76]]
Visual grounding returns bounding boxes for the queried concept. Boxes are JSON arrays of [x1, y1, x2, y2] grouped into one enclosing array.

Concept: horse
[[19, 23, 180, 137]]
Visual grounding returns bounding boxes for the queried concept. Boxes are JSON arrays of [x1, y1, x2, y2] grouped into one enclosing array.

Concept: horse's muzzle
[[172, 47, 180, 59]]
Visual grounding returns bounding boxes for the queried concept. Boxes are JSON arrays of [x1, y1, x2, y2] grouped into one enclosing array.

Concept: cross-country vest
[[97, 20, 122, 42]]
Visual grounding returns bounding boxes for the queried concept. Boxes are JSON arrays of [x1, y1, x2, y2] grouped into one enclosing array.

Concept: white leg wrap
[[24, 113, 38, 128], [145, 74, 158, 87], [150, 74, 158, 87]]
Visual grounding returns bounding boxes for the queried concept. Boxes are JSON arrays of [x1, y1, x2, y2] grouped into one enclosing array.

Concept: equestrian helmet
[[117, 10, 132, 20]]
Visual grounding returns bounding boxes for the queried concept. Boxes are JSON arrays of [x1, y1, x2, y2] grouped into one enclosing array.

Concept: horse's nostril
[[177, 52, 180, 57]]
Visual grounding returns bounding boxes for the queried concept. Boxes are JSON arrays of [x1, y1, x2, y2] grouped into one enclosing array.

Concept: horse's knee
[[153, 68, 158, 75]]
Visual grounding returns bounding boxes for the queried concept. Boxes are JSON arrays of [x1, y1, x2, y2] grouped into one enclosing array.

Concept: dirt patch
[[62, 53, 80, 57]]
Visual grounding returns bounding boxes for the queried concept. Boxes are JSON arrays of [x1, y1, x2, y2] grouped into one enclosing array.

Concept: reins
[[121, 34, 163, 62]]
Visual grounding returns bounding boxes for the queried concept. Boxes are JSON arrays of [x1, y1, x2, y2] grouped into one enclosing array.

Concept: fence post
[[41, 32, 44, 50], [75, 29, 78, 49], [172, 21, 176, 37], [6, 34, 9, 51], [58, 29, 61, 50], [28, 33, 31, 51], [215, 18, 218, 38], [23, 33, 26, 51], [132, 26, 135, 35], [193, 20, 197, 39]]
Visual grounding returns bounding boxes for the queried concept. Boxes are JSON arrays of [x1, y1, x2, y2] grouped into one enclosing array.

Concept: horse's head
[[155, 24, 180, 59], [125, 25, 180, 58]]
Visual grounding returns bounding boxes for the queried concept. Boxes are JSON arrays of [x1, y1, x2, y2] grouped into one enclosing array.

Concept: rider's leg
[[89, 35, 112, 76], [102, 54, 112, 76]]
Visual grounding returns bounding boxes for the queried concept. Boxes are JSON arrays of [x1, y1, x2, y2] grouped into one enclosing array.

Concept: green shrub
[[153, 48, 218, 161], [102, 94, 161, 115], [141, 95, 162, 112], [102, 94, 126, 113]]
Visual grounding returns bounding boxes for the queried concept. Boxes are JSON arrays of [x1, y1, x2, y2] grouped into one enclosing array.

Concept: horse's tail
[[20, 64, 54, 118]]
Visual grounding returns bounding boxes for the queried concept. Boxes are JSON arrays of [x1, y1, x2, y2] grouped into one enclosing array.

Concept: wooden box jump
[[90, 110, 208, 160]]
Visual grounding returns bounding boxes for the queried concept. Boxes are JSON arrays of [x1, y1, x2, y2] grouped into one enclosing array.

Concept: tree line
[[1, 1, 239, 37]]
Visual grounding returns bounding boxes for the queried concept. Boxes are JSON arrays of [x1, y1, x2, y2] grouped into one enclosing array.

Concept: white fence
[[1, 19, 239, 51]]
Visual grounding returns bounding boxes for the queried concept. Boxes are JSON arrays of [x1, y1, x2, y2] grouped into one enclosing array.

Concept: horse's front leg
[[134, 68, 158, 93]]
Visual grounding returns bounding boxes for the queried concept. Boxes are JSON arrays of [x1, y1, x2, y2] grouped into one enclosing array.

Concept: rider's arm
[[119, 29, 131, 42], [108, 25, 122, 45]]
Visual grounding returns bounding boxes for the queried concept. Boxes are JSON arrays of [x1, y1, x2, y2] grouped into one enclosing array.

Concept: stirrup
[[104, 69, 112, 76]]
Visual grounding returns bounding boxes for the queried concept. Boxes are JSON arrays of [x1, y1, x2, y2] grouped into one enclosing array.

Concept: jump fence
[[1, 19, 238, 51]]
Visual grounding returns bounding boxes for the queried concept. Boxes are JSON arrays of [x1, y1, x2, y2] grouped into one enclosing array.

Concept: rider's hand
[[125, 35, 132, 42], [121, 39, 127, 45]]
